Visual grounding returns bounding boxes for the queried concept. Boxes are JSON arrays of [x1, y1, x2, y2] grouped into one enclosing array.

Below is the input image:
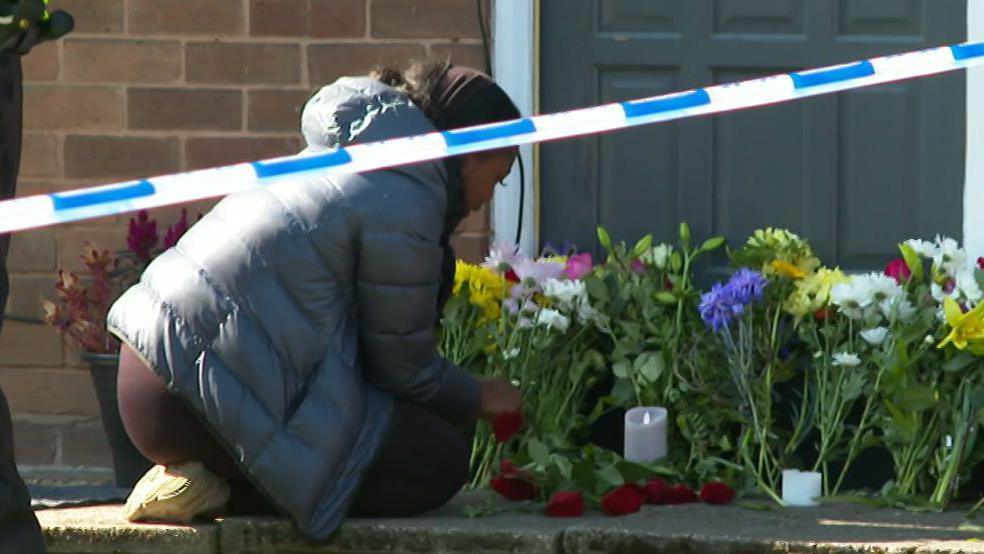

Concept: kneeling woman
[[107, 61, 523, 541]]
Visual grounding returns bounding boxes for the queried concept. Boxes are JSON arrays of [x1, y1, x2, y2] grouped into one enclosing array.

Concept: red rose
[[814, 308, 833, 321], [699, 481, 735, 505], [500, 458, 519, 475], [884, 258, 911, 284], [601, 484, 644, 516], [978, 257, 984, 271], [490, 475, 537, 501], [493, 411, 524, 442], [663, 484, 697, 505], [545, 490, 585, 517], [505, 269, 520, 283], [643, 478, 669, 504]]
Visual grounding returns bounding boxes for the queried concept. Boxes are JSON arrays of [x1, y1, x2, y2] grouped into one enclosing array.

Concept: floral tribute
[[442, 224, 983, 517]]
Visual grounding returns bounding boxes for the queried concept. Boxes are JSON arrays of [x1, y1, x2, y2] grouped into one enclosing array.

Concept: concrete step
[[35, 494, 984, 553]]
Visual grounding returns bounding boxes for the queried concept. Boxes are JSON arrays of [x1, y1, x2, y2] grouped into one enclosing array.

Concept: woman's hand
[[477, 378, 522, 421]]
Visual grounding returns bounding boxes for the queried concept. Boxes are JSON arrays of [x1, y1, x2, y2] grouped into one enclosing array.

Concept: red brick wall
[[1, 0, 492, 482]]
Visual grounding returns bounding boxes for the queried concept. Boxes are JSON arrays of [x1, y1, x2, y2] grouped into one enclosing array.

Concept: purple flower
[[699, 283, 743, 332], [726, 268, 767, 305], [163, 208, 190, 250]]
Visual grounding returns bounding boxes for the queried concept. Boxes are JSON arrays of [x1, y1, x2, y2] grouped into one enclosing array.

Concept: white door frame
[[491, 0, 537, 255], [493, 3, 982, 256], [964, 3, 984, 256]]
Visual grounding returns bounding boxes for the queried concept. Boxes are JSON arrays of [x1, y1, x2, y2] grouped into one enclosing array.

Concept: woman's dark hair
[[372, 60, 520, 133]]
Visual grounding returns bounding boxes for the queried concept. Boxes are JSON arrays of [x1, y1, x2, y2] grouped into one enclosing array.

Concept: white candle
[[623, 406, 667, 463], [782, 469, 822, 506]]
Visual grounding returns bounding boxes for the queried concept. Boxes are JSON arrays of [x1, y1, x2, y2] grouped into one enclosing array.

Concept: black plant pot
[[81, 351, 153, 488]]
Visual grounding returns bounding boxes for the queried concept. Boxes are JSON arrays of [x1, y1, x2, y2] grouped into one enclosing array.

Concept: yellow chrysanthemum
[[783, 267, 849, 320], [454, 261, 508, 323], [937, 296, 984, 354], [748, 227, 820, 278], [770, 260, 807, 279]]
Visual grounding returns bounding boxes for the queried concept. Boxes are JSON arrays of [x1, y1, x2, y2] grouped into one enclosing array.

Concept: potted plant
[[42, 209, 193, 487]]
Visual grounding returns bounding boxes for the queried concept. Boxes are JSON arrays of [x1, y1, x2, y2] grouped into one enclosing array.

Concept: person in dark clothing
[[110, 61, 524, 541], [0, 2, 73, 552]]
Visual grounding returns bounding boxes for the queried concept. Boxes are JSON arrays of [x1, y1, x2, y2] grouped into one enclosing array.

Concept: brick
[[128, 88, 243, 131], [185, 136, 303, 171], [130, 0, 244, 35], [0, 321, 63, 366], [186, 42, 301, 85], [371, 0, 482, 39], [307, 44, 424, 87], [20, 133, 59, 178], [64, 135, 179, 179], [54, 224, 127, 273], [450, 233, 488, 263], [63, 39, 181, 83], [52, 0, 124, 33], [22, 42, 59, 81], [431, 43, 488, 72], [61, 423, 113, 467], [13, 422, 57, 465], [5, 276, 54, 322], [0, 368, 101, 418], [6, 228, 57, 272], [249, 0, 365, 38], [23, 85, 124, 131], [247, 89, 311, 132]]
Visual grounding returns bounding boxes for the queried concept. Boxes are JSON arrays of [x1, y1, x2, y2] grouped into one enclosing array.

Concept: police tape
[[1, 41, 983, 234]]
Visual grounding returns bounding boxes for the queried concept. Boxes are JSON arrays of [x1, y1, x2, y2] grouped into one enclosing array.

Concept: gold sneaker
[[124, 462, 231, 524]]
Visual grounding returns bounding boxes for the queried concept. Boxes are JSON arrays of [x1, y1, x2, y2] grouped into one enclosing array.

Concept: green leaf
[[943, 352, 977, 372], [528, 438, 550, 466], [699, 236, 725, 253], [551, 454, 574, 480], [631, 234, 654, 259], [584, 275, 609, 303], [612, 379, 636, 405], [635, 351, 665, 383], [612, 361, 631, 379], [898, 242, 924, 283], [894, 386, 938, 412], [597, 227, 613, 251], [596, 464, 624, 488]]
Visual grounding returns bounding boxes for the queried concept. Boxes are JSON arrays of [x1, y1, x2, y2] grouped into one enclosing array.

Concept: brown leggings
[[116, 345, 471, 517]]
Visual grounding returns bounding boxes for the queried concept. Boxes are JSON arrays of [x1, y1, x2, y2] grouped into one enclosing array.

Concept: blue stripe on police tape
[[952, 42, 984, 61], [252, 149, 353, 179], [51, 180, 155, 211], [443, 118, 536, 148], [621, 89, 711, 119], [790, 61, 875, 89]]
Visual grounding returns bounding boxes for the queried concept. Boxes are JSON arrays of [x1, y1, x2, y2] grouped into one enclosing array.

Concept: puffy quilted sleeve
[[355, 207, 480, 424]]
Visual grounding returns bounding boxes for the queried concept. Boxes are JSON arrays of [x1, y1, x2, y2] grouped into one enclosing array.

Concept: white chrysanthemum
[[956, 269, 983, 304], [831, 280, 872, 320], [512, 258, 565, 286], [832, 352, 861, 367], [502, 348, 520, 360], [535, 308, 570, 332], [860, 327, 889, 346], [906, 239, 938, 259], [878, 296, 916, 323], [541, 278, 588, 313], [933, 235, 967, 275], [924, 334, 935, 345], [862, 273, 903, 305]]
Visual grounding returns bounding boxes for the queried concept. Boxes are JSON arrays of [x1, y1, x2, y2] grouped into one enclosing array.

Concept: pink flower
[[127, 210, 159, 262], [883, 258, 911, 284], [631, 259, 646, 274], [564, 253, 593, 280]]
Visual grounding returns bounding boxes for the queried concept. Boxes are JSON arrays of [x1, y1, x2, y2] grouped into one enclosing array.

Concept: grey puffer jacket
[[107, 77, 480, 541]]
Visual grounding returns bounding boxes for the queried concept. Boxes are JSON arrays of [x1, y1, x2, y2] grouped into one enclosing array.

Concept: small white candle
[[782, 469, 822, 506], [623, 406, 667, 463]]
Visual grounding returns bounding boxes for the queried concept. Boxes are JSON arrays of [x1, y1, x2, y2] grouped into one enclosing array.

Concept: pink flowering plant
[[43, 209, 195, 354]]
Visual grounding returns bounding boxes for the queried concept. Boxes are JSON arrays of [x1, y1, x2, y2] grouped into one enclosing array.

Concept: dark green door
[[540, 0, 967, 270]]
